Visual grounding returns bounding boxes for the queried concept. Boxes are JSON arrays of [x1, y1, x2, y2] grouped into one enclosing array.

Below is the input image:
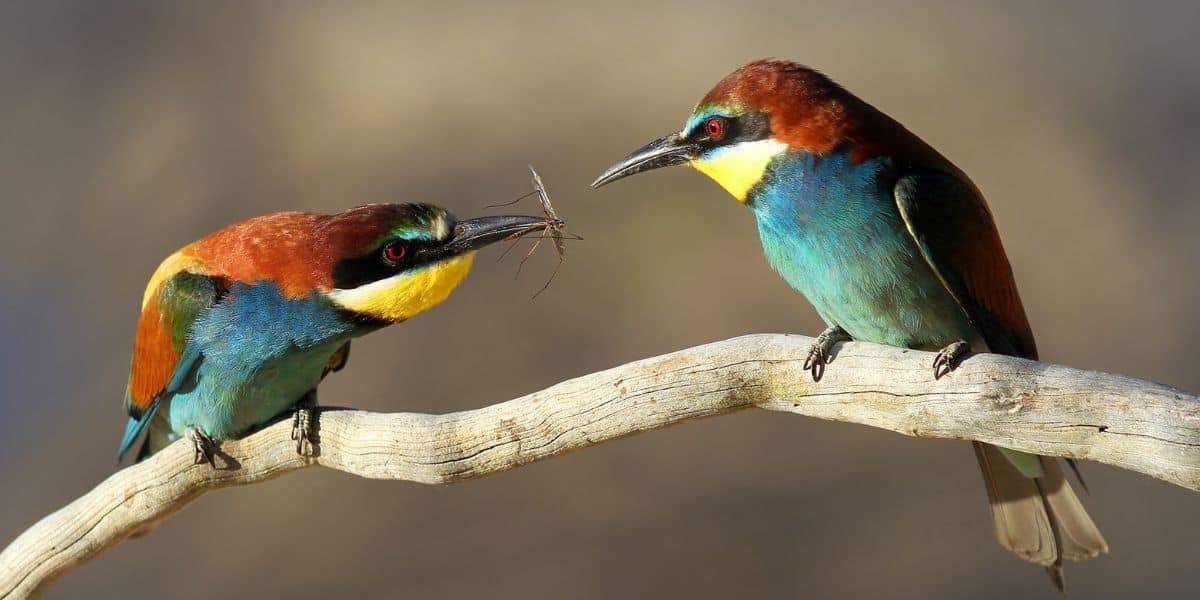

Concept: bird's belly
[[162, 339, 345, 442], [757, 215, 978, 350]]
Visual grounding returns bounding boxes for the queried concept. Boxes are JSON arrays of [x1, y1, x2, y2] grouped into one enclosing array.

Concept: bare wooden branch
[[3, 333, 1198, 598]]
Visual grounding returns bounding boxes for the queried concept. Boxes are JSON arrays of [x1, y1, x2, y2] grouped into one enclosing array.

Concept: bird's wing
[[895, 169, 1107, 572], [119, 271, 224, 459], [323, 341, 351, 379], [892, 168, 1037, 359]]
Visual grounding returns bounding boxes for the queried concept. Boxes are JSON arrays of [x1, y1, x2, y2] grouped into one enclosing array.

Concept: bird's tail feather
[[117, 399, 159, 462], [972, 442, 1107, 593]]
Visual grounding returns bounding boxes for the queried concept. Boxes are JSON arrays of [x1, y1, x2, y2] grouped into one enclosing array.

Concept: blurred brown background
[[2, 1, 1198, 598]]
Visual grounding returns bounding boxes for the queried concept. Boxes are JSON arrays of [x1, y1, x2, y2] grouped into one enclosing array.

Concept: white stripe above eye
[[432, 215, 450, 241]]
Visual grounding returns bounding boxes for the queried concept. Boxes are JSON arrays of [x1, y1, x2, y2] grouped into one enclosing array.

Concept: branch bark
[[3, 333, 1198, 598]]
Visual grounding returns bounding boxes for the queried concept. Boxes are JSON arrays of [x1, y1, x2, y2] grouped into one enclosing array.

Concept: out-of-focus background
[[2, 1, 1198, 598]]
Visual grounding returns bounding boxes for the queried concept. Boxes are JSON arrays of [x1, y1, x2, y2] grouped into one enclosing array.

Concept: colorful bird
[[118, 203, 549, 464], [592, 59, 1106, 590]]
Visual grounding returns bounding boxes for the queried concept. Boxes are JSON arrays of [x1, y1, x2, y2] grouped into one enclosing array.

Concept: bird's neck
[[746, 145, 891, 215], [747, 146, 896, 266]]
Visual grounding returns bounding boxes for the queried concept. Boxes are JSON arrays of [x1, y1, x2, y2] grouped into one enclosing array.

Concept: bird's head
[[592, 59, 875, 202], [315, 203, 546, 323]]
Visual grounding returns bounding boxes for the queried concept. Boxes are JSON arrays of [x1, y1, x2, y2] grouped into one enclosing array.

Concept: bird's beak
[[441, 215, 548, 255], [591, 133, 700, 188]]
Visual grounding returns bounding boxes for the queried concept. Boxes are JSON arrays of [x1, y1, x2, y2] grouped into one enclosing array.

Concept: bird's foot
[[291, 391, 319, 457], [933, 341, 971, 379], [187, 427, 218, 467], [803, 326, 851, 382]]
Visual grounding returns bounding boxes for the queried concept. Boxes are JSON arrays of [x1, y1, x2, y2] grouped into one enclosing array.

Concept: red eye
[[383, 243, 406, 263], [705, 118, 724, 138]]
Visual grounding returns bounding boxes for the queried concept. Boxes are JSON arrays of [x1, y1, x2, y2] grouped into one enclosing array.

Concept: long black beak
[[591, 133, 700, 189], [440, 215, 548, 256]]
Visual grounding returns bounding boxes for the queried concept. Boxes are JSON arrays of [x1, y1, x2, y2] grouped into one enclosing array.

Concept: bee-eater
[[592, 59, 1105, 590], [118, 203, 548, 464]]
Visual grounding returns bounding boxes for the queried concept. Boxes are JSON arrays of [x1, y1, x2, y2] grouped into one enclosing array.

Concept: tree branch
[[3, 334, 1198, 598]]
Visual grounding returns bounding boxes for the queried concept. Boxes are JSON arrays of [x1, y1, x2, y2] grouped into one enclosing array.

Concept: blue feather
[[750, 146, 979, 350], [135, 282, 360, 458], [117, 398, 158, 461]]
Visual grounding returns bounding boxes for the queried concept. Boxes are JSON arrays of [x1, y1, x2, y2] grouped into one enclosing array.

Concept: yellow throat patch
[[690, 139, 787, 202], [329, 253, 475, 322]]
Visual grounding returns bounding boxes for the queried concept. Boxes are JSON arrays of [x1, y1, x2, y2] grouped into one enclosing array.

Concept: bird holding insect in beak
[[592, 59, 1106, 591], [118, 203, 550, 464]]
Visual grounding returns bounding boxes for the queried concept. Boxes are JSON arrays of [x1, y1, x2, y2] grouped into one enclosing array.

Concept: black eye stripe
[[333, 238, 440, 289], [333, 253, 394, 290], [692, 111, 771, 147]]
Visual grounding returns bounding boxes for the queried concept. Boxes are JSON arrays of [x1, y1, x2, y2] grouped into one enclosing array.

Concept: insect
[[489, 166, 581, 297]]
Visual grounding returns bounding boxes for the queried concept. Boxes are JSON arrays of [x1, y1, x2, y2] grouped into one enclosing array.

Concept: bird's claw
[[187, 427, 217, 467], [803, 345, 831, 380], [803, 326, 850, 382], [933, 341, 971, 379], [291, 393, 319, 457]]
